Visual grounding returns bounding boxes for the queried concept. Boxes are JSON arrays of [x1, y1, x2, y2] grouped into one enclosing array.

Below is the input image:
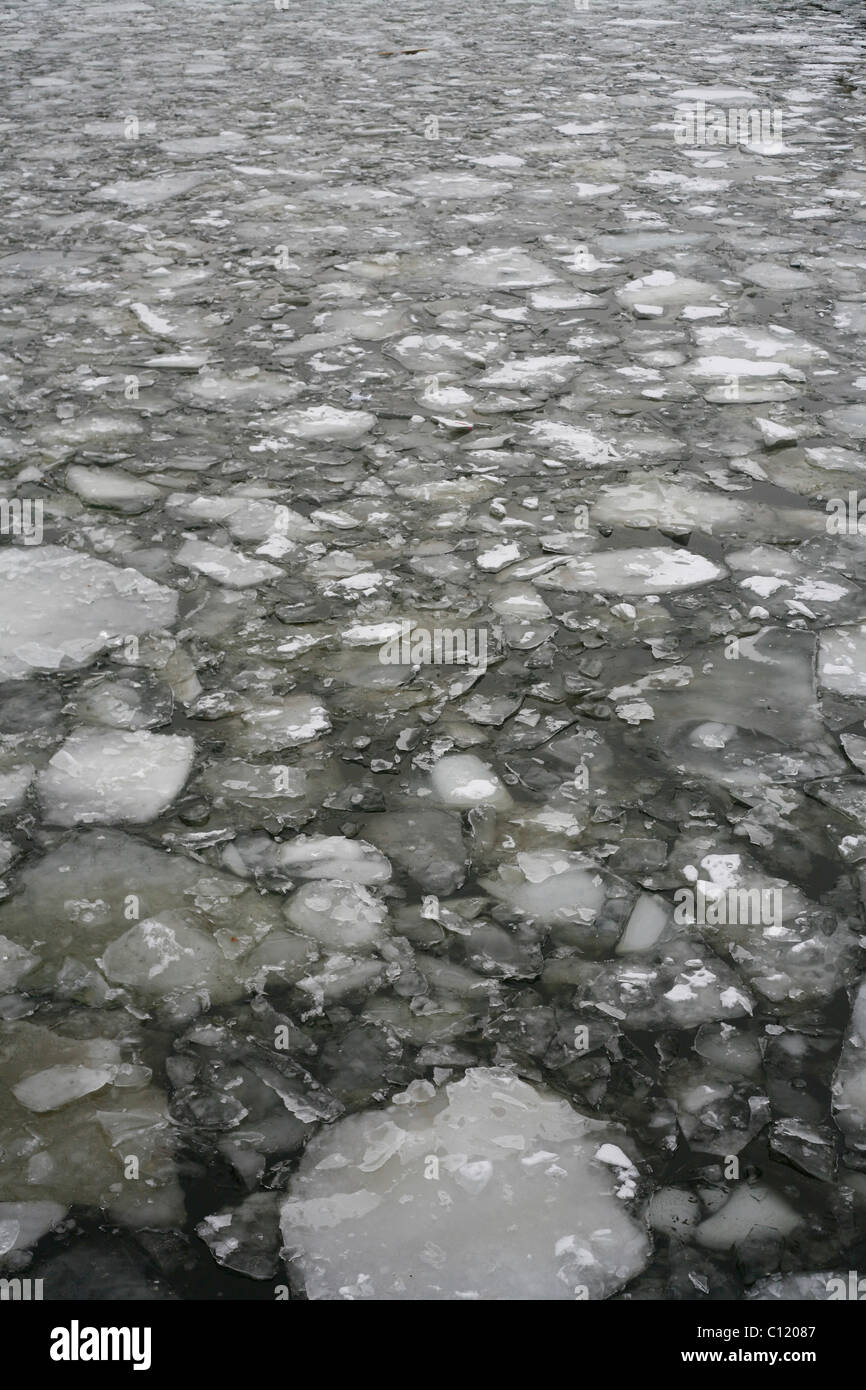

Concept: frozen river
[[1, 0, 866, 1301]]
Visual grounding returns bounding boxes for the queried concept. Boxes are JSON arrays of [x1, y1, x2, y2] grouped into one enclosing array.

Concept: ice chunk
[[66, 466, 160, 510], [67, 674, 173, 732], [230, 696, 331, 753], [483, 851, 606, 926], [450, 247, 558, 289], [0, 547, 177, 680], [226, 834, 391, 888], [167, 493, 320, 542], [341, 620, 404, 648], [747, 1272, 848, 1301], [477, 355, 581, 389], [755, 417, 798, 446], [673, 85, 759, 101], [616, 894, 670, 954], [297, 954, 387, 1009], [648, 1188, 701, 1237], [89, 172, 204, 205], [38, 729, 194, 825], [538, 547, 725, 594], [742, 263, 815, 292], [315, 308, 408, 342], [818, 624, 866, 697], [833, 979, 866, 1156], [491, 585, 551, 620], [284, 881, 388, 952], [0, 1021, 182, 1226], [402, 173, 511, 200], [199, 759, 307, 809], [528, 421, 619, 464], [0, 765, 34, 813], [430, 754, 510, 809], [281, 1068, 648, 1300], [101, 915, 242, 1004], [179, 369, 303, 408], [389, 333, 489, 374], [669, 836, 858, 1007], [695, 1184, 802, 1251], [530, 287, 602, 309], [691, 324, 827, 367], [646, 627, 825, 750], [576, 940, 753, 1029], [593, 478, 820, 541], [361, 810, 466, 895], [0, 1201, 66, 1258], [617, 269, 719, 311], [0, 936, 39, 990], [824, 405, 866, 441], [175, 539, 282, 589], [197, 1193, 281, 1279], [594, 479, 745, 533], [685, 355, 804, 382], [477, 541, 523, 572], [13, 1063, 118, 1113], [0, 829, 284, 997], [272, 406, 376, 442]]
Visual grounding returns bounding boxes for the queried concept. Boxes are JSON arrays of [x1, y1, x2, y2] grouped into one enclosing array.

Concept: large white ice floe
[[271, 405, 377, 441], [37, 729, 195, 825], [691, 324, 828, 366], [527, 420, 619, 463], [476, 355, 581, 389], [617, 269, 720, 312], [537, 546, 726, 594], [280, 1068, 649, 1300], [0, 547, 177, 680]]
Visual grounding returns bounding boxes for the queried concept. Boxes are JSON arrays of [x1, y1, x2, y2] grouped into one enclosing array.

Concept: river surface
[[0, 0, 865, 1301]]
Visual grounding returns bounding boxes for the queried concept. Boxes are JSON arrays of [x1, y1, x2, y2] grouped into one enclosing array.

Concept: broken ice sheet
[[0, 830, 285, 1012], [196, 1193, 281, 1280], [2, 0, 866, 1305], [0, 548, 178, 680], [0, 1021, 181, 1227], [38, 728, 195, 825], [537, 546, 727, 595], [281, 1069, 649, 1300], [666, 837, 862, 1010]]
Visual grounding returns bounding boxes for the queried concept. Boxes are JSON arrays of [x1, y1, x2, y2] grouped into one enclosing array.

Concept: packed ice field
[[0, 0, 865, 1299]]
